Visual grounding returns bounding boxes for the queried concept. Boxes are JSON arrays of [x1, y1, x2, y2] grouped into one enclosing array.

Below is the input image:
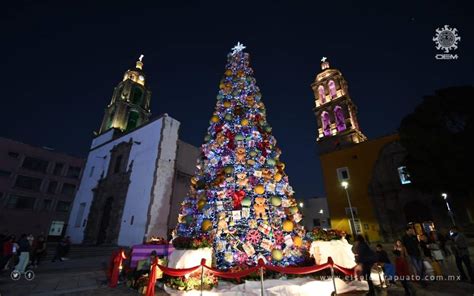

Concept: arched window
[[318, 85, 326, 104], [321, 111, 331, 136], [328, 80, 337, 98], [334, 106, 346, 132]]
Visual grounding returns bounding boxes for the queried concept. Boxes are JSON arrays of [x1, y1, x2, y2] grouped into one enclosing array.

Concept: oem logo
[[433, 25, 461, 60]]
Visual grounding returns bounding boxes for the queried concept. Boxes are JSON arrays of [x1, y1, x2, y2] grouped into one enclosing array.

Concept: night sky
[[1, 1, 473, 198]]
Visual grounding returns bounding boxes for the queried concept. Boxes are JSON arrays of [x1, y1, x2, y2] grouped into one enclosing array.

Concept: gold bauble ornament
[[197, 200, 206, 210], [211, 115, 219, 123], [223, 101, 231, 108], [225, 69, 232, 76], [293, 236, 302, 247], [254, 184, 265, 195], [241, 119, 249, 126], [274, 173, 283, 182], [282, 220, 294, 232], [201, 220, 212, 232]]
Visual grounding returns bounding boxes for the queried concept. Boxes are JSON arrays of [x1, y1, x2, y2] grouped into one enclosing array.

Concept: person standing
[[376, 244, 395, 284], [393, 241, 414, 296], [14, 234, 31, 273], [62, 236, 71, 260], [353, 234, 377, 296], [52, 237, 65, 262], [1, 236, 14, 270], [450, 226, 474, 283], [31, 235, 47, 267], [402, 226, 425, 282]]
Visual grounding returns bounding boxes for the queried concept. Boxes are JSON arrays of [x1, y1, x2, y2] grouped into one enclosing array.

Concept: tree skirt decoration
[[164, 276, 382, 296], [310, 239, 356, 269], [168, 248, 213, 270], [166, 248, 217, 291]]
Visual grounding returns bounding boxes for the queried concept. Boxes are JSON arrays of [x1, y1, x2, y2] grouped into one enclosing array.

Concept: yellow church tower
[[311, 57, 367, 154], [312, 58, 390, 242]]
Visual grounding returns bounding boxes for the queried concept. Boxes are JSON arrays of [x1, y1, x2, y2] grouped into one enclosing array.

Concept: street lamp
[[341, 181, 357, 237], [442, 193, 456, 226]]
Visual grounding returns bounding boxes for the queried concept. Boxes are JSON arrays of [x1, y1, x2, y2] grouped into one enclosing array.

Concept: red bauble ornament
[[232, 190, 245, 209]]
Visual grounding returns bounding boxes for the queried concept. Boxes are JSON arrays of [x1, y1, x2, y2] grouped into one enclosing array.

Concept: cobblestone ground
[[1, 255, 474, 295]]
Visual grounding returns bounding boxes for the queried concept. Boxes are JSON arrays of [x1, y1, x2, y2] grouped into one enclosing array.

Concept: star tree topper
[[231, 42, 246, 55]]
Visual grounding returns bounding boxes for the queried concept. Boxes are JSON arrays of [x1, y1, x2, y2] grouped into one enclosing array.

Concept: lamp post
[[442, 193, 456, 226], [342, 181, 357, 237]]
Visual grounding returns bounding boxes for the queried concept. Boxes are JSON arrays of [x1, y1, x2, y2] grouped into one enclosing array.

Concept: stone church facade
[[67, 57, 199, 246]]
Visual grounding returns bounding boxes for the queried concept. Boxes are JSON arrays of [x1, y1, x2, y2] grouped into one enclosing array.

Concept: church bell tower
[[98, 55, 152, 135], [312, 58, 367, 154]]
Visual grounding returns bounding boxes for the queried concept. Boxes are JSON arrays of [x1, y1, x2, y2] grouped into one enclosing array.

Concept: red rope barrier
[[333, 264, 356, 276], [153, 256, 355, 278], [156, 263, 201, 277], [264, 262, 331, 274], [204, 265, 261, 279]]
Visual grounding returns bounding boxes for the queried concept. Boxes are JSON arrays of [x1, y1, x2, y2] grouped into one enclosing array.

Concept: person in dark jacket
[[450, 226, 474, 283], [353, 234, 376, 296], [402, 226, 425, 281], [52, 237, 68, 262], [31, 235, 47, 267], [14, 234, 30, 273]]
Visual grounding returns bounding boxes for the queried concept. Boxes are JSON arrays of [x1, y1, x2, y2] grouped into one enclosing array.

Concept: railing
[[145, 257, 355, 296]]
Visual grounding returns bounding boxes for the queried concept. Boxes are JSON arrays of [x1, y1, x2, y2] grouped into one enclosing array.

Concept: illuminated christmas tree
[[175, 43, 306, 270]]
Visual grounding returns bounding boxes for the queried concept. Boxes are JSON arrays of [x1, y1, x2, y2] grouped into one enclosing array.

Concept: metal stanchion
[[377, 267, 384, 288], [330, 266, 337, 296], [260, 266, 265, 296], [200, 264, 204, 296]]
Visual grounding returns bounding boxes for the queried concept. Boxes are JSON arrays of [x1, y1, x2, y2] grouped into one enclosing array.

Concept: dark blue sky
[[1, 0, 473, 198]]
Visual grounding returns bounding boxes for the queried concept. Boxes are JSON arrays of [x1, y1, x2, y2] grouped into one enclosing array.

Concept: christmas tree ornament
[[197, 200, 206, 211], [254, 184, 265, 194], [271, 249, 283, 261], [253, 197, 267, 219], [261, 238, 273, 251], [241, 197, 251, 207], [282, 220, 294, 232], [211, 115, 219, 123], [274, 172, 283, 182], [201, 219, 212, 232], [289, 206, 299, 215], [270, 196, 282, 207], [293, 236, 303, 247]]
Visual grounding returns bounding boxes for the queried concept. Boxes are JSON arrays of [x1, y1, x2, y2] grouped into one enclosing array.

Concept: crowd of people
[[352, 225, 474, 296], [0, 231, 71, 274]]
